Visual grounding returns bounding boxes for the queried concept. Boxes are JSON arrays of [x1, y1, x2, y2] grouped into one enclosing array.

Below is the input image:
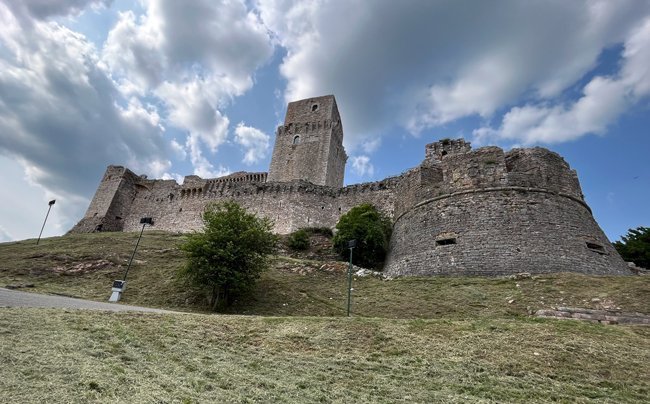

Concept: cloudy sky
[[0, 0, 649, 242]]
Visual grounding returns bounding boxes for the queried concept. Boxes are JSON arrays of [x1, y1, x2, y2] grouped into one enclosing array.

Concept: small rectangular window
[[436, 238, 457, 246], [586, 242, 605, 253]]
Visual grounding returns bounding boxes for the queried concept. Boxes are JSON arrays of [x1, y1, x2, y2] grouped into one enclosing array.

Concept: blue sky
[[0, 0, 648, 242]]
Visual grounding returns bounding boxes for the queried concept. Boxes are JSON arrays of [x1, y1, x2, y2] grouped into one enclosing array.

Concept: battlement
[[425, 138, 472, 162], [284, 95, 340, 124]]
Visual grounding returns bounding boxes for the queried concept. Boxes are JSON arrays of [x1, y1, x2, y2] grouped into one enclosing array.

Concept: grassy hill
[[0, 231, 648, 318], [2, 309, 649, 403], [1, 231, 649, 402]]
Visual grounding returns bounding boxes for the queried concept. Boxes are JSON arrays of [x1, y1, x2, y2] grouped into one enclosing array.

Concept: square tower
[[267, 95, 347, 187]]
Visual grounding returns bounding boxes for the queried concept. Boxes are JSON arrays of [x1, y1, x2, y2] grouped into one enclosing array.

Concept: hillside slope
[[0, 231, 647, 318], [1, 308, 649, 403], [1, 232, 649, 402]]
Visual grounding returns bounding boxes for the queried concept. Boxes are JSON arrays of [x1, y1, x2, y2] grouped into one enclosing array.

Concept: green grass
[[0, 232, 206, 311], [1, 232, 648, 318], [1, 232, 649, 402], [1, 309, 648, 403]]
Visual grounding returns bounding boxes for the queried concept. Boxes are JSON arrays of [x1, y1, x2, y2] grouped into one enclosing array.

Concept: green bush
[[288, 229, 310, 250], [332, 204, 391, 269], [613, 226, 650, 269], [179, 201, 277, 310]]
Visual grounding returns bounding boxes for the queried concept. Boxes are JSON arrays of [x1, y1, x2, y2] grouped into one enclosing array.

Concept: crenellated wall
[[70, 96, 629, 277], [72, 166, 399, 236], [383, 139, 628, 276]]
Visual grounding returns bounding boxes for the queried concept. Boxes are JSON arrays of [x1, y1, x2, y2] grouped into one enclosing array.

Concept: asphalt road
[[0, 288, 173, 313]]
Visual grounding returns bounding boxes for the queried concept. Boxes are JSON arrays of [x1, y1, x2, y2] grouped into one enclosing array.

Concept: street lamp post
[[36, 200, 56, 245], [109, 217, 153, 302], [346, 239, 356, 317]]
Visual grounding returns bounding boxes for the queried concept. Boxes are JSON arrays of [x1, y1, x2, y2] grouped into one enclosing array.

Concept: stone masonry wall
[[383, 141, 629, 276], [73, 166, 400, 236], [72, 132, 629, 277], [70, 166, 140, 233], [267, 95, 346, 187], [384, 190, 628, 276]]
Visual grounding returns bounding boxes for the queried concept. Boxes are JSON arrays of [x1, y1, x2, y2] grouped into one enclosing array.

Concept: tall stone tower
[[267, 95, 347, 187]]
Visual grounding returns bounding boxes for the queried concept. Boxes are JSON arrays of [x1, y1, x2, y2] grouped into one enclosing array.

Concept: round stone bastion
[[383, 187, 629, 277]]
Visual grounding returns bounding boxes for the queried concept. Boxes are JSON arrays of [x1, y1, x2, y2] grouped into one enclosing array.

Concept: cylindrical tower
[[384, 140, 629, 276]]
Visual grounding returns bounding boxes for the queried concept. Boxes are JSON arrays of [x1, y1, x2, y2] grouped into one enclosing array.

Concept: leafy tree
[[613, 226, 650, 269], [179, 201, 277, 310], [332, 203, 392, 269], [288, 229, 310, 250]]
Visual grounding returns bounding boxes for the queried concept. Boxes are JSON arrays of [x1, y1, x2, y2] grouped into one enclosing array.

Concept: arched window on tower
[[293, 135, 300, 145]]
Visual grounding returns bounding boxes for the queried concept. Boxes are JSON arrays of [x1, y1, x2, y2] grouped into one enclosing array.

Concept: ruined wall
[[70, 166, 141, 233], [267, 95, 346, 187]]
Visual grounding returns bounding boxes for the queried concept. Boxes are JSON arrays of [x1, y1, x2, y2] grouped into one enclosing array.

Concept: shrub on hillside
[[613, 226, 650, 269], [332, 204, 391, 269], [288, 229, 310, 250], [179, 201, 277, 311]]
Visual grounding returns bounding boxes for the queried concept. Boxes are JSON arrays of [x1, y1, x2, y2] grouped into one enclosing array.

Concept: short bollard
[[109, 280, 126, 302]]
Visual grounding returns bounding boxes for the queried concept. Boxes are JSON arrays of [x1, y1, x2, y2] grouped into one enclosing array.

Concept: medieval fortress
[[72, 95, 629, 276]]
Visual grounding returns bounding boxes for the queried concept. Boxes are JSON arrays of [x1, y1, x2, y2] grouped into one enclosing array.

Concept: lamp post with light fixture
[[346, 239, 356, 317], [36, 200, 56, 245], [109, 217, 153, 302]]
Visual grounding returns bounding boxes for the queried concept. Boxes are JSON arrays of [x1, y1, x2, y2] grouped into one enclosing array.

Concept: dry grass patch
[[0, 308, 648, 403]]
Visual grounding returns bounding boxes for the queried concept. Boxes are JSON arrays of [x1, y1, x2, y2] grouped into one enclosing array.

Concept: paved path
[[0, 288, 174, 313]]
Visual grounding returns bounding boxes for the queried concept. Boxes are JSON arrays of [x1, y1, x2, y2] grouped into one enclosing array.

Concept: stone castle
[[71, 95, 629, 276]]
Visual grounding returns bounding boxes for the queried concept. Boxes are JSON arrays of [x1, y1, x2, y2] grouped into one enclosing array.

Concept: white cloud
[[156, 79, 231, 152], [0, 11, 165, 177], [161, 172, 185, 184], [408, 54, 519, 131], [256, 0, 650, 149], [234, 123, 270, 165], [5, 0, 112, 22], [185, 135, 231, 178], [0, 225, 13, 242], [102, 0, 273, 95], [621, 18, 650, 97], [351, 155, 374, 177], [0, 3, 170, 234], [361, 138, 381, 154], [101, 0, 274, 176], [474, 18, 650, 145], [0, 0, 276, 237], [101, 9, 163, 92], [0, 155, 90, 241], [170, 138, 187, 160], [147, 159, 172, 178]]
